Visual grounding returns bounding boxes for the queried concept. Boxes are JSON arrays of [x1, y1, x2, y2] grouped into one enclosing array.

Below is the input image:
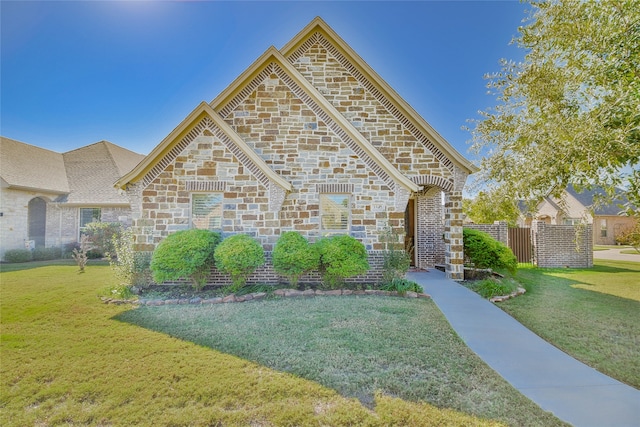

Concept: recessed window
[[600, 219, 608, 237], [191, 193, 223, 230], [320, 193, 350, 234], [79, 208, 101, 238]]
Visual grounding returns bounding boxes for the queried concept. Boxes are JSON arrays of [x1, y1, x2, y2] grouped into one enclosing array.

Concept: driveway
[[594, 247, 640, 262]]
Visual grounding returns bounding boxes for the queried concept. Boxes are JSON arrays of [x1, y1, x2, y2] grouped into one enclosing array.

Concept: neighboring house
[[115, 17, 477, 281], [0, 137, 144, 259], [519, 184, 637, 246]]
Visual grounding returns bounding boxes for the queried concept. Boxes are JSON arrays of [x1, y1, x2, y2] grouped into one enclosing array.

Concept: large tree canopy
[[469, 0, 639, 215]]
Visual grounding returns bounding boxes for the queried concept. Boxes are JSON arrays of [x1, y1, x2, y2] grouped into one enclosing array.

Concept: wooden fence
[[508, 227, 533, 264]]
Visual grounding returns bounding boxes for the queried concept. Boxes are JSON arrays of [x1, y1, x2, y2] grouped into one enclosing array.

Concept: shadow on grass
[[115, 296, 567, 427]]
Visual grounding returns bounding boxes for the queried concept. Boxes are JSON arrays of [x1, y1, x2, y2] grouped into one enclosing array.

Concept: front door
[[404, 198, 416, 266]]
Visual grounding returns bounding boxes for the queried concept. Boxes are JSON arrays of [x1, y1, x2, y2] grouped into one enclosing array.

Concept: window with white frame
[[79, 208, 101, 238], [600, 219, 607, 237], [320, 193, 350, 234], [191, 193, 223, 230]]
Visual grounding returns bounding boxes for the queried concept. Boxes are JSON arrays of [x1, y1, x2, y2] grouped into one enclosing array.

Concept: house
[[0, 137, 144, 259], [115, 17, 477, 281], [519, 184, 637, 246]]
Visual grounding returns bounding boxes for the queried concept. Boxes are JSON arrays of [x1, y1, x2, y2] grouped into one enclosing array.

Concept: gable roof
[[565, 184, 630, 216], [0, 136, 143, 205], [281, 17, 478, 175], [211, 47, 419, 193], [0, 136, 70, 194], [62, 141, 145, 205], [115, 100, 293, 193]]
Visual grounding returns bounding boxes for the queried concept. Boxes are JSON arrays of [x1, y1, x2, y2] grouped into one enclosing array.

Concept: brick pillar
[[444, 191, 464, 281]]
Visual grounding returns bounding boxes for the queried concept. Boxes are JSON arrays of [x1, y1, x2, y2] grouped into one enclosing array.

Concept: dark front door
[[28, 197, 47, 247], [404, 198, 416, 266]]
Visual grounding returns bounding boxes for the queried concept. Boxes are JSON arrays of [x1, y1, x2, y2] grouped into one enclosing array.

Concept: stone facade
[[119, 18, 476, 282]]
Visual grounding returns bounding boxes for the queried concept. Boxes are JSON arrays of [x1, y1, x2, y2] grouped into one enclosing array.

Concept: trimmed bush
[[463, 228, 518, 274], [272, 231, 320, 287], [4, 249, 32, 263], [32, 247, 62, 261], [150, 229, 221, 290], [315, 235, 369, 289], [380, 278, 423, 295], [84, 222, 122, 258], [214, 234, 265, 292]]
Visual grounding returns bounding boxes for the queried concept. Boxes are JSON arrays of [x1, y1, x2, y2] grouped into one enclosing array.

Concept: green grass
[[0, 263, 566, 426], [501, 260, 640, 388]]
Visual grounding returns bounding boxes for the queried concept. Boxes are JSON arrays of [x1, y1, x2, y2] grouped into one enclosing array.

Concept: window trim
[[79, 207, 101, 240], [320, 193, 351, 235], [190, 192, 224, 231]]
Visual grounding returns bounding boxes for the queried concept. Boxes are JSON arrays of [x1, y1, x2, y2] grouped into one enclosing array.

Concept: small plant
[[72, 234, 91, 272], [380, 278, 423, 295], [463, 228, 517, 274], [315, 235, 369, 289], [272, 231, 320, 287], [150, 229, 221, 290], [468, 277, 519, 299], [214, 234, 265, 293], [3, 249, 32, 263], [110, 228, 153, 289], [380, 225, 411, 284]]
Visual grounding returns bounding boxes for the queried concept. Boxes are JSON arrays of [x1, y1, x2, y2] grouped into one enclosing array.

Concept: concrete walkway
[[594, 247, 640, 262], [407, 270, 640, 427]]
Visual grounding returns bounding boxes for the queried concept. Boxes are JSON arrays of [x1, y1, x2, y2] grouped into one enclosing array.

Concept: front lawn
[[501, 260, 640, 388], [0, 263, 565, 426]]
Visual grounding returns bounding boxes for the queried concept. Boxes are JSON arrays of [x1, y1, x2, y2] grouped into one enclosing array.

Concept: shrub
[[214, 234, 265, 292], [32, 247, 62, 261], [4, 249, 32, 263], [315, 235, 369, 289], [463, 228, 517, 274], [616, 222, 640, 253], [84, 222, 122, 259], [380, 225, 411, 284], [150, 229, 221, 290], [380, 278, 423, 295], [272, 231, 320, 287]]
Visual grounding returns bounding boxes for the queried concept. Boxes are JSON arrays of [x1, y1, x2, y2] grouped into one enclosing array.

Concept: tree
[[463, 189, 521, 227], [469, 0, 640, 216]]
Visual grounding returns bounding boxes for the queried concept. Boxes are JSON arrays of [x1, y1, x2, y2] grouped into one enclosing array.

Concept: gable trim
[[115, 102, 292, 196], [211, 47, 419, 194], [281, 18, 478, 175]]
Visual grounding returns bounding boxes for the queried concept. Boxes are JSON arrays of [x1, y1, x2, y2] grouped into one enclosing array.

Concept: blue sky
[[1, 1, 527, 161]]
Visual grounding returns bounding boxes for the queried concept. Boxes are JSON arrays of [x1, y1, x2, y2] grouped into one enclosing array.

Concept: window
[[320, 194, 350, 234], [79, 208, 101, 238], [600, 219, 607, 238], [191, 193, 223, 230]]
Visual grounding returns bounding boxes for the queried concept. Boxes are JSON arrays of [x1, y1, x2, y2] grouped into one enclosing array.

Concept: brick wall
[[464, 221, 509, 245], [531, 221, 593, 268], [142, 250, 387, 286]]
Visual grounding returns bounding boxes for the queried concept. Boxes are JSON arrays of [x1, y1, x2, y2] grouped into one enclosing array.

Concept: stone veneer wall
[[531, 221, 593, 268], [127, 34, 471, 281], [464, 221, 509, 246]]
